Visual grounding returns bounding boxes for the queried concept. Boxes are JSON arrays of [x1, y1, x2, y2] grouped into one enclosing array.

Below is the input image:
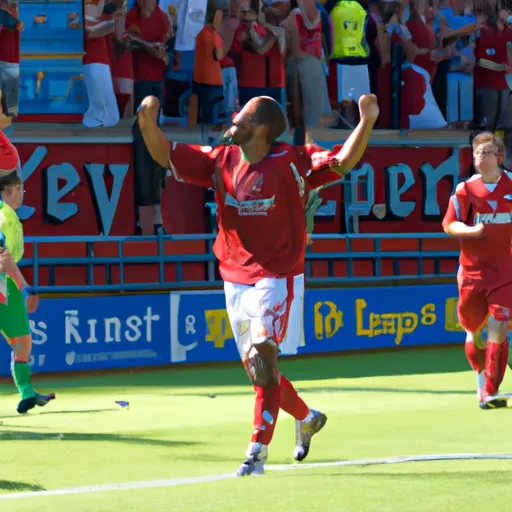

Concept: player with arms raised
[[443, 132, 512, 409], [138, 93, 379, 475]]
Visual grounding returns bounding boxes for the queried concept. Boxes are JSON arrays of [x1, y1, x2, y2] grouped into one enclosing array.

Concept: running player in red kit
[[138, 93, 379, 474], [443, 132, 512, 410]]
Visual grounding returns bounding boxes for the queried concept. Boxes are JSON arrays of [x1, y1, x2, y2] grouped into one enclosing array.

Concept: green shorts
[[0, 276, 30, 340]]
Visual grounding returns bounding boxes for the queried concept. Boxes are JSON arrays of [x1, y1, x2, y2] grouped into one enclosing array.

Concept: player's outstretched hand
[[138, 96, 160, 126], [358, 94, 379, 122]]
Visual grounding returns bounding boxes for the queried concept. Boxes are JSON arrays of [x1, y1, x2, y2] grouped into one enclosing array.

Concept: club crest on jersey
[[474, 212, 512, 224], [225, 192, 275, 216]]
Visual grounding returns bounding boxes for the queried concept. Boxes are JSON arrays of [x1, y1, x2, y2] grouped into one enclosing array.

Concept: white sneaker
[[236, 442, 268, 477], [293, 409, 327, 462]]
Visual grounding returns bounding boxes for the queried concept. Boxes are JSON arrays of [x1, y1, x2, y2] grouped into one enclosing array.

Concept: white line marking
[[1, 453, 512, 501]]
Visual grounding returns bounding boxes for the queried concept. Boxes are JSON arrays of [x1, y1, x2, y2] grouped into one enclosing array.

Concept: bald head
[[229, 96, 287, 146]]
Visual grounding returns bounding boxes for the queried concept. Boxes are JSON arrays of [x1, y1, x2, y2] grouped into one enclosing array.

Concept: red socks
[[251, 384, 281, 446], [280, 375, 309, 421], [465, 337, 486, 373], [250, 375, 310, 447], [485, 342, 504, 396]]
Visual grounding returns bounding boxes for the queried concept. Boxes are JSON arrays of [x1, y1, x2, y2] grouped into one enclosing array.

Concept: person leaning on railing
[[0, 92, 55, 415]]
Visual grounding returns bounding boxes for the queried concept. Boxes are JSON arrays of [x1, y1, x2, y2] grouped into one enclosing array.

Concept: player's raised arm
[[137, 96, 216, 188], [442, 183, 484, 239], [308, 94, 379, 180]]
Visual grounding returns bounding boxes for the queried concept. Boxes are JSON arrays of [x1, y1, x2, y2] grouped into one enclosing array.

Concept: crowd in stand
[[0, 0, 511, 140]]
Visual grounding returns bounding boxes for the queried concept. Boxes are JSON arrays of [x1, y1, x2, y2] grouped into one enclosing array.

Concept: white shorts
[[279, 274, 305, 356], [225, 276, 298, 360]]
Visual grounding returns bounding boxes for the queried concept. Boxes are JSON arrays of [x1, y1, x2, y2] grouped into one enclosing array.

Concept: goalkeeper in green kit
[[0, 95, 55, 414]]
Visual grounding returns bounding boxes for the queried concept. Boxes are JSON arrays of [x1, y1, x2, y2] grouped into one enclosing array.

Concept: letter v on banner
[[84, 163, 129, 236], [17, 146, 48, 221]]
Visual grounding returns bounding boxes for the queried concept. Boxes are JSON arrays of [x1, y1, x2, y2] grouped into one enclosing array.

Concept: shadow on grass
[[0, 346, 470, 393], [168, 386, 476, 398], [0, 430, 200, 447], [0, 480, 45, 492], [0, 408, 120, 421]]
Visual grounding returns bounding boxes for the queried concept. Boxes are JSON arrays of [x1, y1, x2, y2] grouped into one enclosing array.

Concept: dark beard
[[218, 131, 235, 146]]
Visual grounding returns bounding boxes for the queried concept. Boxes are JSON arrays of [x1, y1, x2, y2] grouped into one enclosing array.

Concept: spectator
[[0, 0, 22, 119], [125, 0, 170, 111], [190, 5, 224, 128], [161, 0, 206, 53], [283, 0, 330, 143], [229, 0, 286, 107], [366, 0, 415, 128], [473, 0, 512, 153], [104, 0, 135, 119], [83, 0, 120, 128], [406, 0, 437, 82], [218, 0, 241, 130]]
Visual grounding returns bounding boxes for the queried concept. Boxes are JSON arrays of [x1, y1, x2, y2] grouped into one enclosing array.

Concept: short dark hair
[[0, 171, 21, 192]]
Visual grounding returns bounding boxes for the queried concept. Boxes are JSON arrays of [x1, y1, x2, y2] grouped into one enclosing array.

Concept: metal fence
[[20, 232, 459, 293]]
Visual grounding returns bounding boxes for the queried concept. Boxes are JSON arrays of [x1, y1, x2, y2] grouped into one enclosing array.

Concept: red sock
[[465, 338, 486, 373], [485, 342, 502, 396], [497, 340, 509, 391], [251, 384, 281, 446], [280, 375, 309, 421]]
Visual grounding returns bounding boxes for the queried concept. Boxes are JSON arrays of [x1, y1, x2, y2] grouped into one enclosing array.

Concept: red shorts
[[457, 270, 512, 333]]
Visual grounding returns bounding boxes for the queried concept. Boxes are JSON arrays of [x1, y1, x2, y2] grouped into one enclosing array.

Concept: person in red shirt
[[442, 132, 512, 410], [229, 3, 286, 107], [104, 0, 135, 118], [137, 92, 379, 475], [473, 7, 512, 138], [283, 0, 328, 144], [0, 0, 23, 119], [84, 0, 120, 127], [124, 0, 170, 111]]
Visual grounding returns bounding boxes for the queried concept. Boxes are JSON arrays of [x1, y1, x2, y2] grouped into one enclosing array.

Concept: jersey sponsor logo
[[474, 212, 512, 224], [225, 192, 276, 216]]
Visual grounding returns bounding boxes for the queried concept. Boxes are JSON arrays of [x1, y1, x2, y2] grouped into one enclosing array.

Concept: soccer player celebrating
[[443, 132, 512, 410], [138, 93, 379, 475], [0, 103, 55, 414]]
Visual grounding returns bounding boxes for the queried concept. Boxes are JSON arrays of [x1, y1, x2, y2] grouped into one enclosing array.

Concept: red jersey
[[125, 6, 170, 82], [293, 9, 322, 59], [0, 6, 19, 64], [442, 172, 512, 281], [474, 26, 512, 90], [168, 142, 341, 284], [83, 19, 111, 66], [230, 23, 285, 88], [406, 19, 436, 81]]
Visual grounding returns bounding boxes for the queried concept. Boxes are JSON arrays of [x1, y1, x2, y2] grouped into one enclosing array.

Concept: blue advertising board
[[0, 294, 170, 376], [0, 285, 465, 376], [168, 285, 465, 364]]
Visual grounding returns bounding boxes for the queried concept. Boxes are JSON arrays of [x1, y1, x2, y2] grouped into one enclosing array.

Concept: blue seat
[[19, 0, 85, 115]]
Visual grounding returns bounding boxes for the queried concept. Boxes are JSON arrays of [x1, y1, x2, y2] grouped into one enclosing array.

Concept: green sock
[[12, 362, 36, 400]]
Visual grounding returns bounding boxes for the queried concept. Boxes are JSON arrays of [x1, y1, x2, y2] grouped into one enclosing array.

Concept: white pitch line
[[1, 453, 512, 501]]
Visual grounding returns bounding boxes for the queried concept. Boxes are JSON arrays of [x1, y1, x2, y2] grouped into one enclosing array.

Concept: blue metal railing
[[19, 232, 459, 293]]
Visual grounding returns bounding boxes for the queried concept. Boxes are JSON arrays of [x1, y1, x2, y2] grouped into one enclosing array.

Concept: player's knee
[[246, 344, 279, 387], [487, 314, 508, 343]]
